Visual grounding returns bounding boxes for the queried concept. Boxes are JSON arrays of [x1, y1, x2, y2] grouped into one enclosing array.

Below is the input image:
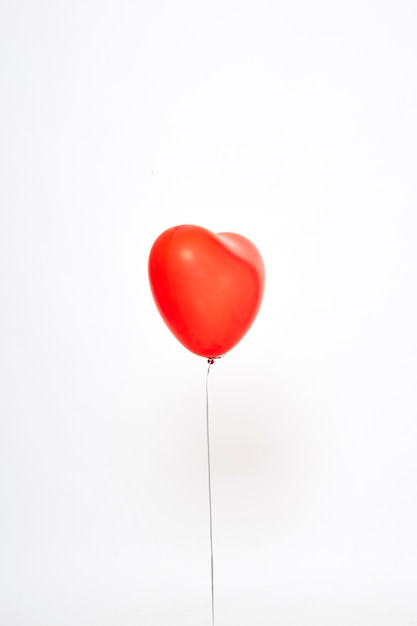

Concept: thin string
[[206, 360, 215, 626], [205, 355, 224, 626]]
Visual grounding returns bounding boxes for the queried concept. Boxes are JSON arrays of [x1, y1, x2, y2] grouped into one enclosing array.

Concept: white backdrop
[[1, 1, 417, 625]]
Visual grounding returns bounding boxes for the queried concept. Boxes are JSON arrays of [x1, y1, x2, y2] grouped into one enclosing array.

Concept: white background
[[1, 1, 417, 624]]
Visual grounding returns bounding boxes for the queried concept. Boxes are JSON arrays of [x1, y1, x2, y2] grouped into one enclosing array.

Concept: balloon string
[[205, 355, 223, 626], [206, 360, 215, 626]]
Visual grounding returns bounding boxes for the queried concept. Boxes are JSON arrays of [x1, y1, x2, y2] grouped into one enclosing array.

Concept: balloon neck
[[207, 355, 225, 365]]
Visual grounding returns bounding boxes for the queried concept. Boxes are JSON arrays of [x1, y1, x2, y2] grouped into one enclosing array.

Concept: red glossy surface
[[148, 224, 265, 358]]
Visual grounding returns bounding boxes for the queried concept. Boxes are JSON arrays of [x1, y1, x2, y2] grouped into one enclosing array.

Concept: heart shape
[[148, 225, 265, 358]]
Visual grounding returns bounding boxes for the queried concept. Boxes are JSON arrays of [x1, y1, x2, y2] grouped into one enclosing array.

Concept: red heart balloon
[[148, 225, 265, 358]]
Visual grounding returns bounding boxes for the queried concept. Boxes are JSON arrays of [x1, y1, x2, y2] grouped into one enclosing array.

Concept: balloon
[[148, 225, 265, 358]]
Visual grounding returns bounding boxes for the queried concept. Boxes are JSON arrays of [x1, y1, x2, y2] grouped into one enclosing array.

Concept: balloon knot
[[208, 359, 215, 365]]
